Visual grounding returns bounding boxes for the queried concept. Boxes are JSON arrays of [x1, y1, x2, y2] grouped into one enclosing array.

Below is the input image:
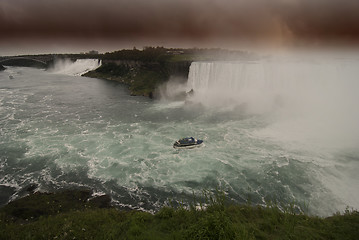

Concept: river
[[1, 57, 359, 216]]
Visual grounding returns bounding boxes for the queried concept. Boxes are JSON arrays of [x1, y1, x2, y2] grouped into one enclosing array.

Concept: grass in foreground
[[0, 190, 358, 240]]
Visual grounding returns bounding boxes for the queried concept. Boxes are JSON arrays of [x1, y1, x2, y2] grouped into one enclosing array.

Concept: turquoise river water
[[1, 57, 359, 216]]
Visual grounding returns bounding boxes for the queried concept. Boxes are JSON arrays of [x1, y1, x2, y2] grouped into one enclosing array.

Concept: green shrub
[[1, 190, 359, 240]]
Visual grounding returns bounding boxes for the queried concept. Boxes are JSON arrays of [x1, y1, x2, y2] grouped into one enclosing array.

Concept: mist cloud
[[1, 0, 359, 48]]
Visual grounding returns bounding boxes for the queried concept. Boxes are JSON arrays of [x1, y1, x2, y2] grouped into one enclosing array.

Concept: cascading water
[[50, 58, 101, 76], [187, 59, 359, 147], [187, 59, 359, 115]]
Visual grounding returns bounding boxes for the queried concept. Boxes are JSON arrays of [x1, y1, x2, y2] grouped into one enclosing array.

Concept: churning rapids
[[1, 56, 359, 216]]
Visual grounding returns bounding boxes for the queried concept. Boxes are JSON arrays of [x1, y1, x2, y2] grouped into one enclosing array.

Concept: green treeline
[[102, 47, 169, 62], [1, 190, 358, 240], [100, 46, 255, 62]]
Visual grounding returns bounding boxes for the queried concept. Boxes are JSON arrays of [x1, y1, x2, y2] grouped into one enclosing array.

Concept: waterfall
[[50, 59, 101, 76], [186, 59, 359, 114], [186, 57, 359, 150]]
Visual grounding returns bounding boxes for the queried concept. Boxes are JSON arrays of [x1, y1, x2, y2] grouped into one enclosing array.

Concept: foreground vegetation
[[1, 189, 358, 240]]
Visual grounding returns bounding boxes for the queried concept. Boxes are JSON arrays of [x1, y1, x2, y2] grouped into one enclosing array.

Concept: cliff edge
[[84, 59, 191, 98]]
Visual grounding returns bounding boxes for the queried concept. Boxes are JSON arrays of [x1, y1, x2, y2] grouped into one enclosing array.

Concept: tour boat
[[173, 137, 203, 149]]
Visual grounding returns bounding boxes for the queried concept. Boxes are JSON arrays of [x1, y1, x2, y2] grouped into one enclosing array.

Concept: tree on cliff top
[[103, 46, 168, 62]]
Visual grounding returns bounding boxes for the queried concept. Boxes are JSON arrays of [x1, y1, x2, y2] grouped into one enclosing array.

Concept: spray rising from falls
[[50, 59, 101, 76], [186, 58, 359, 149], [187, 59, 358, 113]]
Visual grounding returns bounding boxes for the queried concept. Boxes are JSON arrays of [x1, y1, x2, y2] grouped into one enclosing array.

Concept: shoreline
[[1, 188, 358, 239]]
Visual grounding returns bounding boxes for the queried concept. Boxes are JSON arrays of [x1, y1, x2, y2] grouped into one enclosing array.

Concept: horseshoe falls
[[1, 56, 359, 216]]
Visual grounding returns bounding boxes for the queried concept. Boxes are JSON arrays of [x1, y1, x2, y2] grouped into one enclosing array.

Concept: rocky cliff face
[[165, 61, 192, 79], [84, 60, 192, 98]]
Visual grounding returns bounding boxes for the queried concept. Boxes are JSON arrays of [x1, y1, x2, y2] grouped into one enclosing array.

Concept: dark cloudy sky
[[1, 0, 359, 55]]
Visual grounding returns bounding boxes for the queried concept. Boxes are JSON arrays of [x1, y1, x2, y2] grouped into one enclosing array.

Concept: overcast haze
[[1, 0, 359, 55]]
